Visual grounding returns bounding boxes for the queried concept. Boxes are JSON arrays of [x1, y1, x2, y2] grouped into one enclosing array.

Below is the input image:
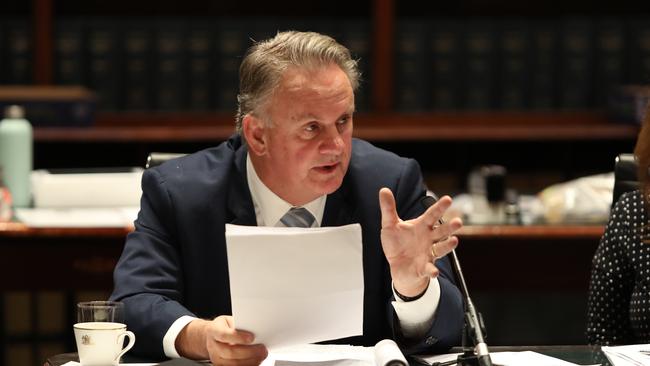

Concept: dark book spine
[[215, 19, 249, 112], [186, 20, 216, 111], [339, 18, 371, 112], [394, 19, 430, 111], [594, 17, 627, 107], [53, 18, 86, 86], [461, 19, 498, 110], [497, 18, 531, 110], [430, 19, 462, 110], [154, 18, 187, 111], [122, 18, 154, 111], [628, 16, 650, 85], [85, 18, 122, 111], [3, 18, 33, 84], [529, 20, 560, 110], [558, 17, 595, 109]]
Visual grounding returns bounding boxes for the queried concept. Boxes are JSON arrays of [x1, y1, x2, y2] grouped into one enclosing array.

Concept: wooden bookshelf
[[17, 0, 643, 148], [32, 111, 639, 142]]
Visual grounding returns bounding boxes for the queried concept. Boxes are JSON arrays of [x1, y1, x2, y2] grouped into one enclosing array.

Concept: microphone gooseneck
[[421, 196, 493, 366]]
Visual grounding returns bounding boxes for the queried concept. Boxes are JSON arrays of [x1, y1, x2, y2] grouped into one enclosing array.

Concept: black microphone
[[421, 196, 493, 366]]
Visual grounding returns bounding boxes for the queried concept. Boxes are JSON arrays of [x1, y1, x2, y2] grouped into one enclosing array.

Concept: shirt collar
[[246, 153, 326, 227]]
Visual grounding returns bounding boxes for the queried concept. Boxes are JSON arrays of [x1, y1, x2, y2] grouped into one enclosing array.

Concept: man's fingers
[[210, 316, 255, 345], [379, 188, 400, 228], [423, 195, 453, 226], [431, 217, 463, 242], [422, 262, 439, 278], [431, 236, 459, 260], [211, 342, 268, 362]]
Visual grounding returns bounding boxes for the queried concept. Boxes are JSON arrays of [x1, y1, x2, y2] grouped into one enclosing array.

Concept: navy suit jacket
[[111, 134, 463, 360]]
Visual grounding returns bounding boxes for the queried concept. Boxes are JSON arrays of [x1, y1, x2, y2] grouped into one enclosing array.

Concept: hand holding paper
[[225, 223, 364, 350]]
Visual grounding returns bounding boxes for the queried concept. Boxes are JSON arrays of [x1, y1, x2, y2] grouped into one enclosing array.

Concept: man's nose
[[320, 127, 344, 153]]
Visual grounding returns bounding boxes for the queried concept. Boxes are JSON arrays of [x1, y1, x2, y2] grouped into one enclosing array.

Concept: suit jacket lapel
[[322, 175, 356, 227], [227, 139, 257, 226]]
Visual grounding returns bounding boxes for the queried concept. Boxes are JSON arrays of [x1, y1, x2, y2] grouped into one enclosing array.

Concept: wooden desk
[[44, 345, 611, 366], [0, 222, 131, 290], [0, 223, 604, 348], [457, 224, 603, 291]]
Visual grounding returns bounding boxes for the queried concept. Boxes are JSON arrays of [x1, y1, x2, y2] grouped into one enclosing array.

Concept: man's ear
[[242, 114, 267, 156]]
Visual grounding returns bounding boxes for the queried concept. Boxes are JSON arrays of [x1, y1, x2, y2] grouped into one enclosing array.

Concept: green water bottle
[[0, 105, 33, 207]]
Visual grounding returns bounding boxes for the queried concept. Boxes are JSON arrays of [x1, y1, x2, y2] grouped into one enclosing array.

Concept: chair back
[[145, 152, 187, 169], [612, 153, 639, 207]]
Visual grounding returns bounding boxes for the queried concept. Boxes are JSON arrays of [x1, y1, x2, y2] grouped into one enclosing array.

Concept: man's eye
[[337, 117, 349, 125], [305, 123, 318, 132]]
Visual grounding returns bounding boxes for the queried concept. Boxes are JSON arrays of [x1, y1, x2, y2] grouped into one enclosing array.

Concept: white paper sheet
[[418, 350, 591, 366], [602, 344, 650, 366], [263, 344, 375, 366], [262, 340, 405, 366], [15, 207, 139, 228], [225, 223, 364, 350]]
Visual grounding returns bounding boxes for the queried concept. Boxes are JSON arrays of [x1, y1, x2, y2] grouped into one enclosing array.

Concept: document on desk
[[418, 351, 594, 366], [225, 223, 364, 350], [602, 344, 650, 366]]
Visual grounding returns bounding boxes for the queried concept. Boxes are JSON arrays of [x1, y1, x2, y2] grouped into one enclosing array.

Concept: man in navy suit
[[111, 31, 464, 364]]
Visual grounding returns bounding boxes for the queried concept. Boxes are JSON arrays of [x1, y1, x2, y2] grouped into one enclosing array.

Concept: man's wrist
[[175, 318, 209, 359], [394, 279, 430, 302]]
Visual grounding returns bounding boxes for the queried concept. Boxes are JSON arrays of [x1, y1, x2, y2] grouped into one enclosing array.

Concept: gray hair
[[235, 31, 361, 131]]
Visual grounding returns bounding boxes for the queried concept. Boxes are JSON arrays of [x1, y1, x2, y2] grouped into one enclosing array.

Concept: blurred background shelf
[[32, 111, 639, 142]]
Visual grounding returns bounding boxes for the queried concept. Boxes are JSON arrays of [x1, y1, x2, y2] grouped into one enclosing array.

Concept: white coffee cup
[[74, 322, 135, 366]]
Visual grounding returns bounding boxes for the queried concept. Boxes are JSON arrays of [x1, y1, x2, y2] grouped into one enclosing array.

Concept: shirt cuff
[[391, 278, 440, 339], [163, 315, 197, 358]]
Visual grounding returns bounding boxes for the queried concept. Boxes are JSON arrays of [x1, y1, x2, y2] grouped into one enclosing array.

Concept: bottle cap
[[4, 105, 25, 119]]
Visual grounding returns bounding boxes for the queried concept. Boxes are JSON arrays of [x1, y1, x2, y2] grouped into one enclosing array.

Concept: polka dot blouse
[[587, 190, 650, 345]]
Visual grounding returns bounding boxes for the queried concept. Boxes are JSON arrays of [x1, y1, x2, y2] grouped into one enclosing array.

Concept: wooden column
[[33, 0, 53, 84], [372, 0, 394, 111]]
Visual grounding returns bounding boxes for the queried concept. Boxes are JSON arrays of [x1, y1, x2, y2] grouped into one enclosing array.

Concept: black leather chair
[[145, 152, 187, 169], [612, 153, 639, 207]]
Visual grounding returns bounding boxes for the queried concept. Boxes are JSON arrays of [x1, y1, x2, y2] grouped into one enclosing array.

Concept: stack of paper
[[602, 344, 650, 366], [418, 350, 594, 366]]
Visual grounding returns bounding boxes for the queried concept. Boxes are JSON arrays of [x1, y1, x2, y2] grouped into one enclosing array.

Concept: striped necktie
[[280, 207, 316, 228]]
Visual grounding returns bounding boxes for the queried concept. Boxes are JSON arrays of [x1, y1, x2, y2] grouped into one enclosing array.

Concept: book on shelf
[[154, 18, 188, 111], [339, 19, 371, 112], [497, 18, 531, 110], [86, 18, 122, 111], [122, 18, 155, 111], [54, 18, 86, 86], [429, 19, 463, 110], [215, 19, 249, 111], [186, 20, 216, 111], [2, 18, 33, 85], [461, 18, 498, 110], [594, 17, 627, 107], [395, 19, 430, 111], [628, 16, 650, 85], [558, 17, 595, 109], [529, 19, 560, 110]]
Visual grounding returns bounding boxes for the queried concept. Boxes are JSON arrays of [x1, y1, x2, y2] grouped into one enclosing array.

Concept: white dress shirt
[[162, 154, 439, 357]]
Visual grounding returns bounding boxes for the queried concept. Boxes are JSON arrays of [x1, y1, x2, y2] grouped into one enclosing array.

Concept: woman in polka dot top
[[586, 112, 650, 345]]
